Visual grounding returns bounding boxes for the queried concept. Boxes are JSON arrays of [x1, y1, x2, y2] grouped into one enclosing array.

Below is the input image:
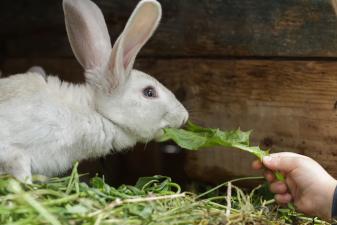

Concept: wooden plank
[[2, 58, 337, 183], [1, 0, 337, 58]]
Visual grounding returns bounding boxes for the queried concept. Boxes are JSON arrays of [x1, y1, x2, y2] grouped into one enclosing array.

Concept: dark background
[[2, 0, 337, 187]]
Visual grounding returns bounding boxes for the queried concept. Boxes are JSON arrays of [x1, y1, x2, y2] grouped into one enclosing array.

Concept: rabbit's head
[[63, 0, 188, 143]]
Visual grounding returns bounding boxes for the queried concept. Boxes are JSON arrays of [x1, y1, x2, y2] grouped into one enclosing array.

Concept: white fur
[[0, 0, 188, 182]]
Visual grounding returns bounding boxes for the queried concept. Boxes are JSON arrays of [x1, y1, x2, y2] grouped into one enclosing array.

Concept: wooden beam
[[1, 0, 337, 58]]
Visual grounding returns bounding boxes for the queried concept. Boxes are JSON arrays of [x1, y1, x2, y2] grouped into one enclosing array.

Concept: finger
[[262, 153, 305, 173], [269, 152, 306, 158], [252, 160, 262, 170], [270, 181, 288, 194], [264, 170, 275, 182], [275, 193, 292, 204], [285, 176, 298, 197]]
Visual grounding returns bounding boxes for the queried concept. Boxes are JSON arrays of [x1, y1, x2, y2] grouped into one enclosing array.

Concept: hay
[[0, 163, 331, 225]]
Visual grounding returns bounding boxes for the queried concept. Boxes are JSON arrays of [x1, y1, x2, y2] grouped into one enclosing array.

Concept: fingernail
[[263, 156, 272, 163]]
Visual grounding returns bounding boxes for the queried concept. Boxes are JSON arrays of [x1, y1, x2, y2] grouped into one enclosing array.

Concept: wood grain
[[1, 0, 337, 58], [2, 58, 337, 182]]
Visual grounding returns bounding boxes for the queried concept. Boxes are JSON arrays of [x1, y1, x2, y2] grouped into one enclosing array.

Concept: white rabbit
[[0, 0, 188, 182]]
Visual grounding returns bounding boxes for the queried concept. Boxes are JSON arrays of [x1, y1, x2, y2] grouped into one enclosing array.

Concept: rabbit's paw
[[0, 148, 32, 183]]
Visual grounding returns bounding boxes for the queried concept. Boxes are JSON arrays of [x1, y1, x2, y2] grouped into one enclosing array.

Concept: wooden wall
[[2, 0, 337, 184]]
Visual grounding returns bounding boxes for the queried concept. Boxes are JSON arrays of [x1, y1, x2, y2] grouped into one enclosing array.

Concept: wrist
[[321, 178, 337, 221], [330, 179, 337, 221]]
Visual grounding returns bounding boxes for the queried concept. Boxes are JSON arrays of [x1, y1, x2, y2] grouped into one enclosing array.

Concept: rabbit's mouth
[[153, 124, 174, 142], [154, 129, 165, 142]]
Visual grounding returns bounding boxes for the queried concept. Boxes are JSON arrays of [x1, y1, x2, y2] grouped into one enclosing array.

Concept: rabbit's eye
[[143, 86, 157, 98]]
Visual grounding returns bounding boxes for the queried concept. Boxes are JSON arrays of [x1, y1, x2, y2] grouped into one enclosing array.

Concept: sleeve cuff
[[331, 184, 337, 219]]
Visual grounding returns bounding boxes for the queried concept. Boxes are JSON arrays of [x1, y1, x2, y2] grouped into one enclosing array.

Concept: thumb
[[262, 153, 304, 173]]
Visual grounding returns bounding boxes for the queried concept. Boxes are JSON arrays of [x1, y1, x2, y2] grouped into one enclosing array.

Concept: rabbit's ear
[[63, 0, 111, 70], [27, 66, 46, 77], [109, 0, 162, 82]]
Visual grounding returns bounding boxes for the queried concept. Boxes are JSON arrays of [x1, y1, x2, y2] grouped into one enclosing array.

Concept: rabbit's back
[[0, 73, 47, 102], [0, 74, 115, 176]]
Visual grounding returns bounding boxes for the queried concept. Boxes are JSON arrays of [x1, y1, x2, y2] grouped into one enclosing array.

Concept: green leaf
[[135, 176, 179, 194], [159, 121, 285, 181], [127, 204, 153, 220], [159, 121, 266, 158], [232, 144, 269, 161], [90, 177, 105, 189], [135, 176, 170, 190]]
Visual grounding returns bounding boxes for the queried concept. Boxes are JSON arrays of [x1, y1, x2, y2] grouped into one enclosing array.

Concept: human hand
[[252, 152, 337, 221]]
